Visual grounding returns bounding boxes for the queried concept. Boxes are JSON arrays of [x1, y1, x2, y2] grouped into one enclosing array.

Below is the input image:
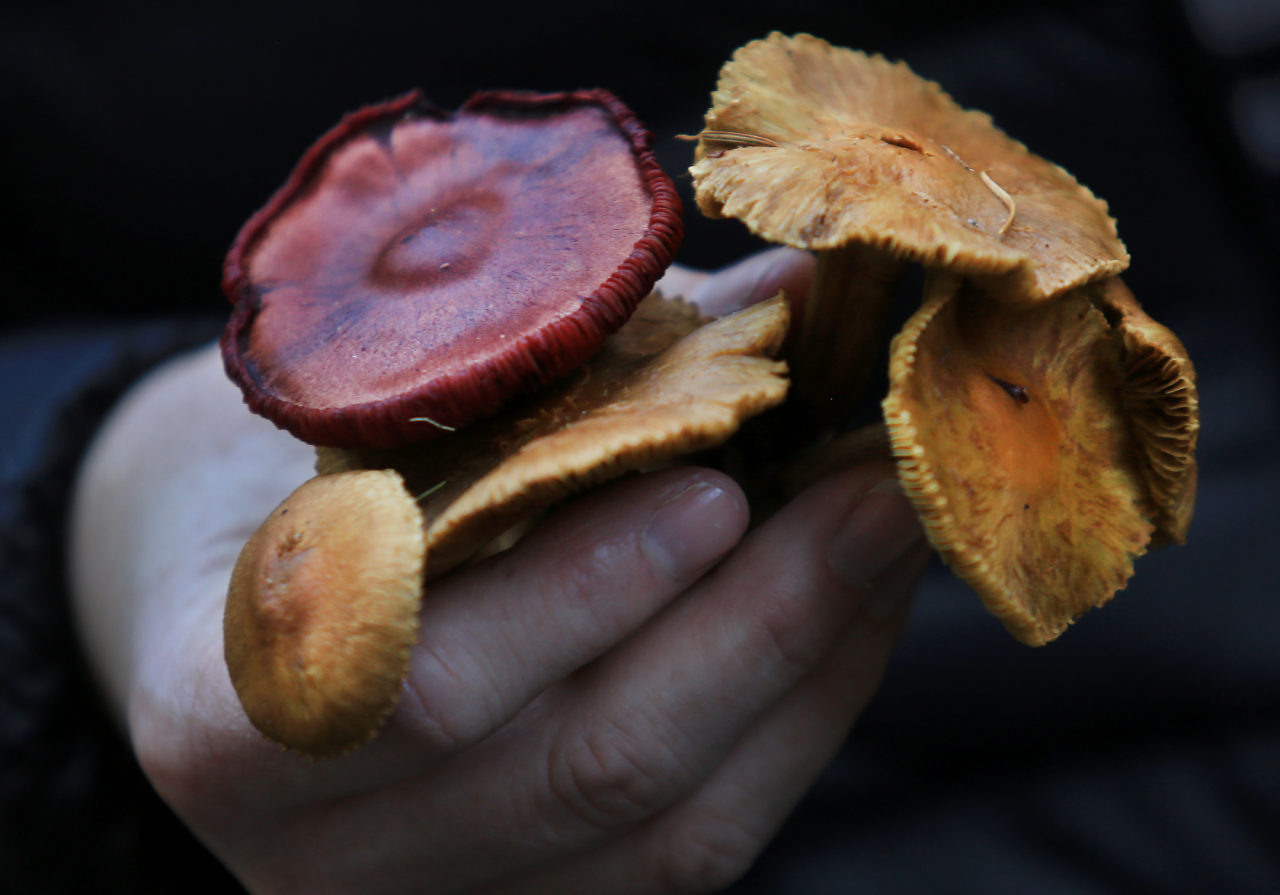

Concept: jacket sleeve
[[0, 318, 241, 894]]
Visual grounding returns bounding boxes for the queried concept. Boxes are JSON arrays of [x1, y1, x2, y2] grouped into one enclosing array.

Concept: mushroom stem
[[780, 421, 894, 495], [788, 244, 905, 427]]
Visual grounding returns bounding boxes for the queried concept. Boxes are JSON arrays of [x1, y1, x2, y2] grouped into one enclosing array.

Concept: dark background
[[3, 0, 1279, 892], [4, 1, 1274, 328]]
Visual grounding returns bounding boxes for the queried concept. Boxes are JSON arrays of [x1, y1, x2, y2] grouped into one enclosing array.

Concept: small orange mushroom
[[225, 469, 425, 757], [690, 32, 1128, 423]]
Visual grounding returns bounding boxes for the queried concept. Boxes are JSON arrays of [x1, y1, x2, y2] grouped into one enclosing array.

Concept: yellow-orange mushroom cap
[[690, 32, 1129, 301], [883, 274, 1154, 645], [225, 468, 425, 757]]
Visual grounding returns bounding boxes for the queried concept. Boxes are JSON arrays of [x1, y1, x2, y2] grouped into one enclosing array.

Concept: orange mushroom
[[690, 32, 1128, 424], [881, 273, 1197, 644], [225, 469, 425, 757]]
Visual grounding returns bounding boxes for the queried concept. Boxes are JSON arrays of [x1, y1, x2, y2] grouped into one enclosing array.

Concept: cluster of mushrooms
[[220, 33, 1199, 757]]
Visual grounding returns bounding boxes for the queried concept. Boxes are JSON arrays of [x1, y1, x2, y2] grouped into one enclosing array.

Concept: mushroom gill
[[1090, 278, 1200, 544], [880, 273, 1199, 645]]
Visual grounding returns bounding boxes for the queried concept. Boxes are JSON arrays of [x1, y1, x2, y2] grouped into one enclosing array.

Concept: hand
[[70, 248, 928, 894]]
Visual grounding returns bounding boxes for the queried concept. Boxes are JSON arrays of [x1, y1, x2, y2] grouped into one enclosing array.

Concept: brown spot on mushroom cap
[[222, 89, 682, 449], [690, 32, 1128, 301], [882, 274, 1153, 645], [224, 469, 424, 757], [1090, 278, 1200, 543], [321, 293, 791, 578]]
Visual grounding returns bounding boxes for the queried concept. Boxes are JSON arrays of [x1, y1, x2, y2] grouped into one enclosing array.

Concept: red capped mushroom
[[221, 89, 682, 448]]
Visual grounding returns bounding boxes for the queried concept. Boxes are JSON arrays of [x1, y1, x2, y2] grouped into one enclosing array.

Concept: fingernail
[[827, 479, 925, 592], [642, 481, 745, 581]]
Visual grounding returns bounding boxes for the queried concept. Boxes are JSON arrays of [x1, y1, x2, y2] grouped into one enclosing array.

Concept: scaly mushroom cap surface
[[225, 469, 425, 757], [690, 32, 1128, 301], [320, 293, 791, 578], [222, 89, 682, 448], [882, 274, 1154, 645], [1092, 278, 1200, 543]]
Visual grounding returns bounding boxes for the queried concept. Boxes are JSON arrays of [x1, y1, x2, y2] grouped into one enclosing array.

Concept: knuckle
[[539, 538, 625, 617], [524, 538, 640, 644], [655, 807, 762, 893], [399, 641, 497, 754], [546, 717, 679, 831], [746, 585, 831, 683]]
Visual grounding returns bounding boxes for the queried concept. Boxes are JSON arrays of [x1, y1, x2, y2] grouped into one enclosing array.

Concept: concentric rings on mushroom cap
[[221, 88, 682, 449], [224, 469, 425, 757], [690, 32, 1128, 301]]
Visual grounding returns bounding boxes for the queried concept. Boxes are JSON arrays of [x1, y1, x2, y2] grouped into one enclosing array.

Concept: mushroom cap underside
[[882, 274, 1157, 645], [1090, 278, 1200, 543]]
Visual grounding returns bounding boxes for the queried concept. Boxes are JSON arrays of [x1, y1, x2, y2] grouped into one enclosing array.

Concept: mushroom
[[881, 273, 1197, 645], [225, 469, 425, 757], [691, 33, 1198, 644], [227, 294, 792, 756], [221, 89, 682, 448], [689, 32, 1128, 424]]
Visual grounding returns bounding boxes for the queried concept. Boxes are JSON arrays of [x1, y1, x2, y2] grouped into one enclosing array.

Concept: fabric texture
[[0, 320, 234, 893]]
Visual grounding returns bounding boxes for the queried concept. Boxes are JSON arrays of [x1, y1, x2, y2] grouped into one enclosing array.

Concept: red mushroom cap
[[221, 89, 682, 448]]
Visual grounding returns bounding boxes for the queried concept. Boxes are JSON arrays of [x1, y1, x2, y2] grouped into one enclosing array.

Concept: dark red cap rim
[[220, 89, 682, 448]]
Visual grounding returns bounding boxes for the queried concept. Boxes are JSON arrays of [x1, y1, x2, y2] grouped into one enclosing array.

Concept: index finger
[[656, 248, 814, 317]]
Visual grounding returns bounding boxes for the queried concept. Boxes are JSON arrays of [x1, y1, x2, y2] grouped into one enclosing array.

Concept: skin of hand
[[70, 247, 929, 895]]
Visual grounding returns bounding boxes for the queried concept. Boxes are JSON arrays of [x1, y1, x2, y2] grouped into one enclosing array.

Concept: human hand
[[70, 247, 928, 894]]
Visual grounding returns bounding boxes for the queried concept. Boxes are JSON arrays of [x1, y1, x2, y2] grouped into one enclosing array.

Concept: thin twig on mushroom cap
[[690, 32, 1129, 425]]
